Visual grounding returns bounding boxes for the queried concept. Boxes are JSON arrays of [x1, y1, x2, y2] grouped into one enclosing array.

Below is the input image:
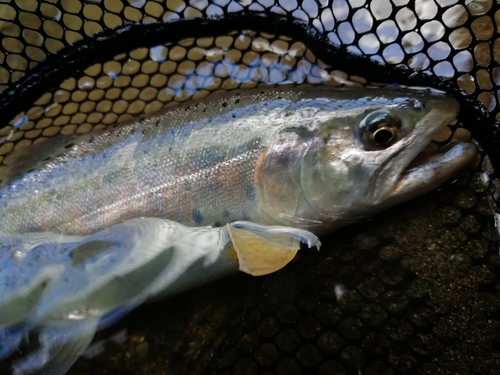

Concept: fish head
[[258, 89, 477, 232], [301, 89, 477, 229]]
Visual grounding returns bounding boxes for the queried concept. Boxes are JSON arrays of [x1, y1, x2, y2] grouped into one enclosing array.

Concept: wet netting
[[1, 1, 500, 375]]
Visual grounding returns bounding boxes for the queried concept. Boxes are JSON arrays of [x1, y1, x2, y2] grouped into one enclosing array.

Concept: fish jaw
[[386, 141, 477, 204], [370, 95, 470, 207]]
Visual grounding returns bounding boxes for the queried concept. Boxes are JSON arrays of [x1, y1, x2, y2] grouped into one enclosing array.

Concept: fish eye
[[359, 110, 401, 149], [372, 126, 395, 145]]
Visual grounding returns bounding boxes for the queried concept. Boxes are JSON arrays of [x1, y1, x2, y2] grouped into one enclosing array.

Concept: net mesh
[[0, 1, 499, 375], [0, 1, 497, 172]]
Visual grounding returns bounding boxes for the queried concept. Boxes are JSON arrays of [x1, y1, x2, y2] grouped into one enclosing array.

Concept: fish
[[0, 86, 476, 375]]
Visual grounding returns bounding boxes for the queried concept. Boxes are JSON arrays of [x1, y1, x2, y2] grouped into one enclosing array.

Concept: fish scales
[[1, 90, 288, 235], [0, 86, 477, 375], [0, 2, 497, 374], [0, 87, 472, 237]]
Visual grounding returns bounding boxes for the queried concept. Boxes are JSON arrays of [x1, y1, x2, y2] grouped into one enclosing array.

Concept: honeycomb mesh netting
[[0, 1, 500, 375], [0, 1, 498, 172]]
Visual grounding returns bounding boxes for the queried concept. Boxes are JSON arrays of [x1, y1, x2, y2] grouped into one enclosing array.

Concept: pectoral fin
[[226, 221, 321, 276]]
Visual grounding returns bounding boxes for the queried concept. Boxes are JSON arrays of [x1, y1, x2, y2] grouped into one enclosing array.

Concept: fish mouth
[[375, 94, 478, 206], [391, 139, 477, 200], [378, 93, 478, 204]]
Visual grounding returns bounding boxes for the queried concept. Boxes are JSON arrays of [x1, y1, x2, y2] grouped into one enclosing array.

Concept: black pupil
[[373, 128, 394, 145]]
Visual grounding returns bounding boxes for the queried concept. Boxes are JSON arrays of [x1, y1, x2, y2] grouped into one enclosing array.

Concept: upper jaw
[[375, 97, 476, 205]]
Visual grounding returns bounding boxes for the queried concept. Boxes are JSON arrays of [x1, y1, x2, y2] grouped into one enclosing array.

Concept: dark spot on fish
[[232, 113, 236, 118], [139, 117, 147, 123], [280, 126, 311, 140], [64, 143, 75, 149], [213, 222, 222, 227], [245, 186, 255, 200], [278, 96, 283, 100], [192, 208, 203, 224], [222, 102, 227, 107], [70, 240, 116, 266], [155, 120, 161, 127], [203, 108, 207, 113], [130, 129, 136, 134], [235, 99, 240, 104], [241, 210, 251, 221], [42, 156, 51, 162], [88, 137, 94, 143], [104, 172, 119, 184], [208, 118, 212, 123], [142, 129, 146, 134], [222, 209, 230, 217], [260, 91, 265, 94]]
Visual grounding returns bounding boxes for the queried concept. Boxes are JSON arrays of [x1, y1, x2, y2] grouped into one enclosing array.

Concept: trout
[[0, 87, 476, 374]]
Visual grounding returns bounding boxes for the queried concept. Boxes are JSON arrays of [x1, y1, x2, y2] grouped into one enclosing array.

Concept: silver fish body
[[0, 87, 476, 375], [0, 87, 474, 235]]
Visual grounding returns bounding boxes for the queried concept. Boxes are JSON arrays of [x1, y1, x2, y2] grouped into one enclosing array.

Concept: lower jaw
[[389, 140, 478, 204]]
